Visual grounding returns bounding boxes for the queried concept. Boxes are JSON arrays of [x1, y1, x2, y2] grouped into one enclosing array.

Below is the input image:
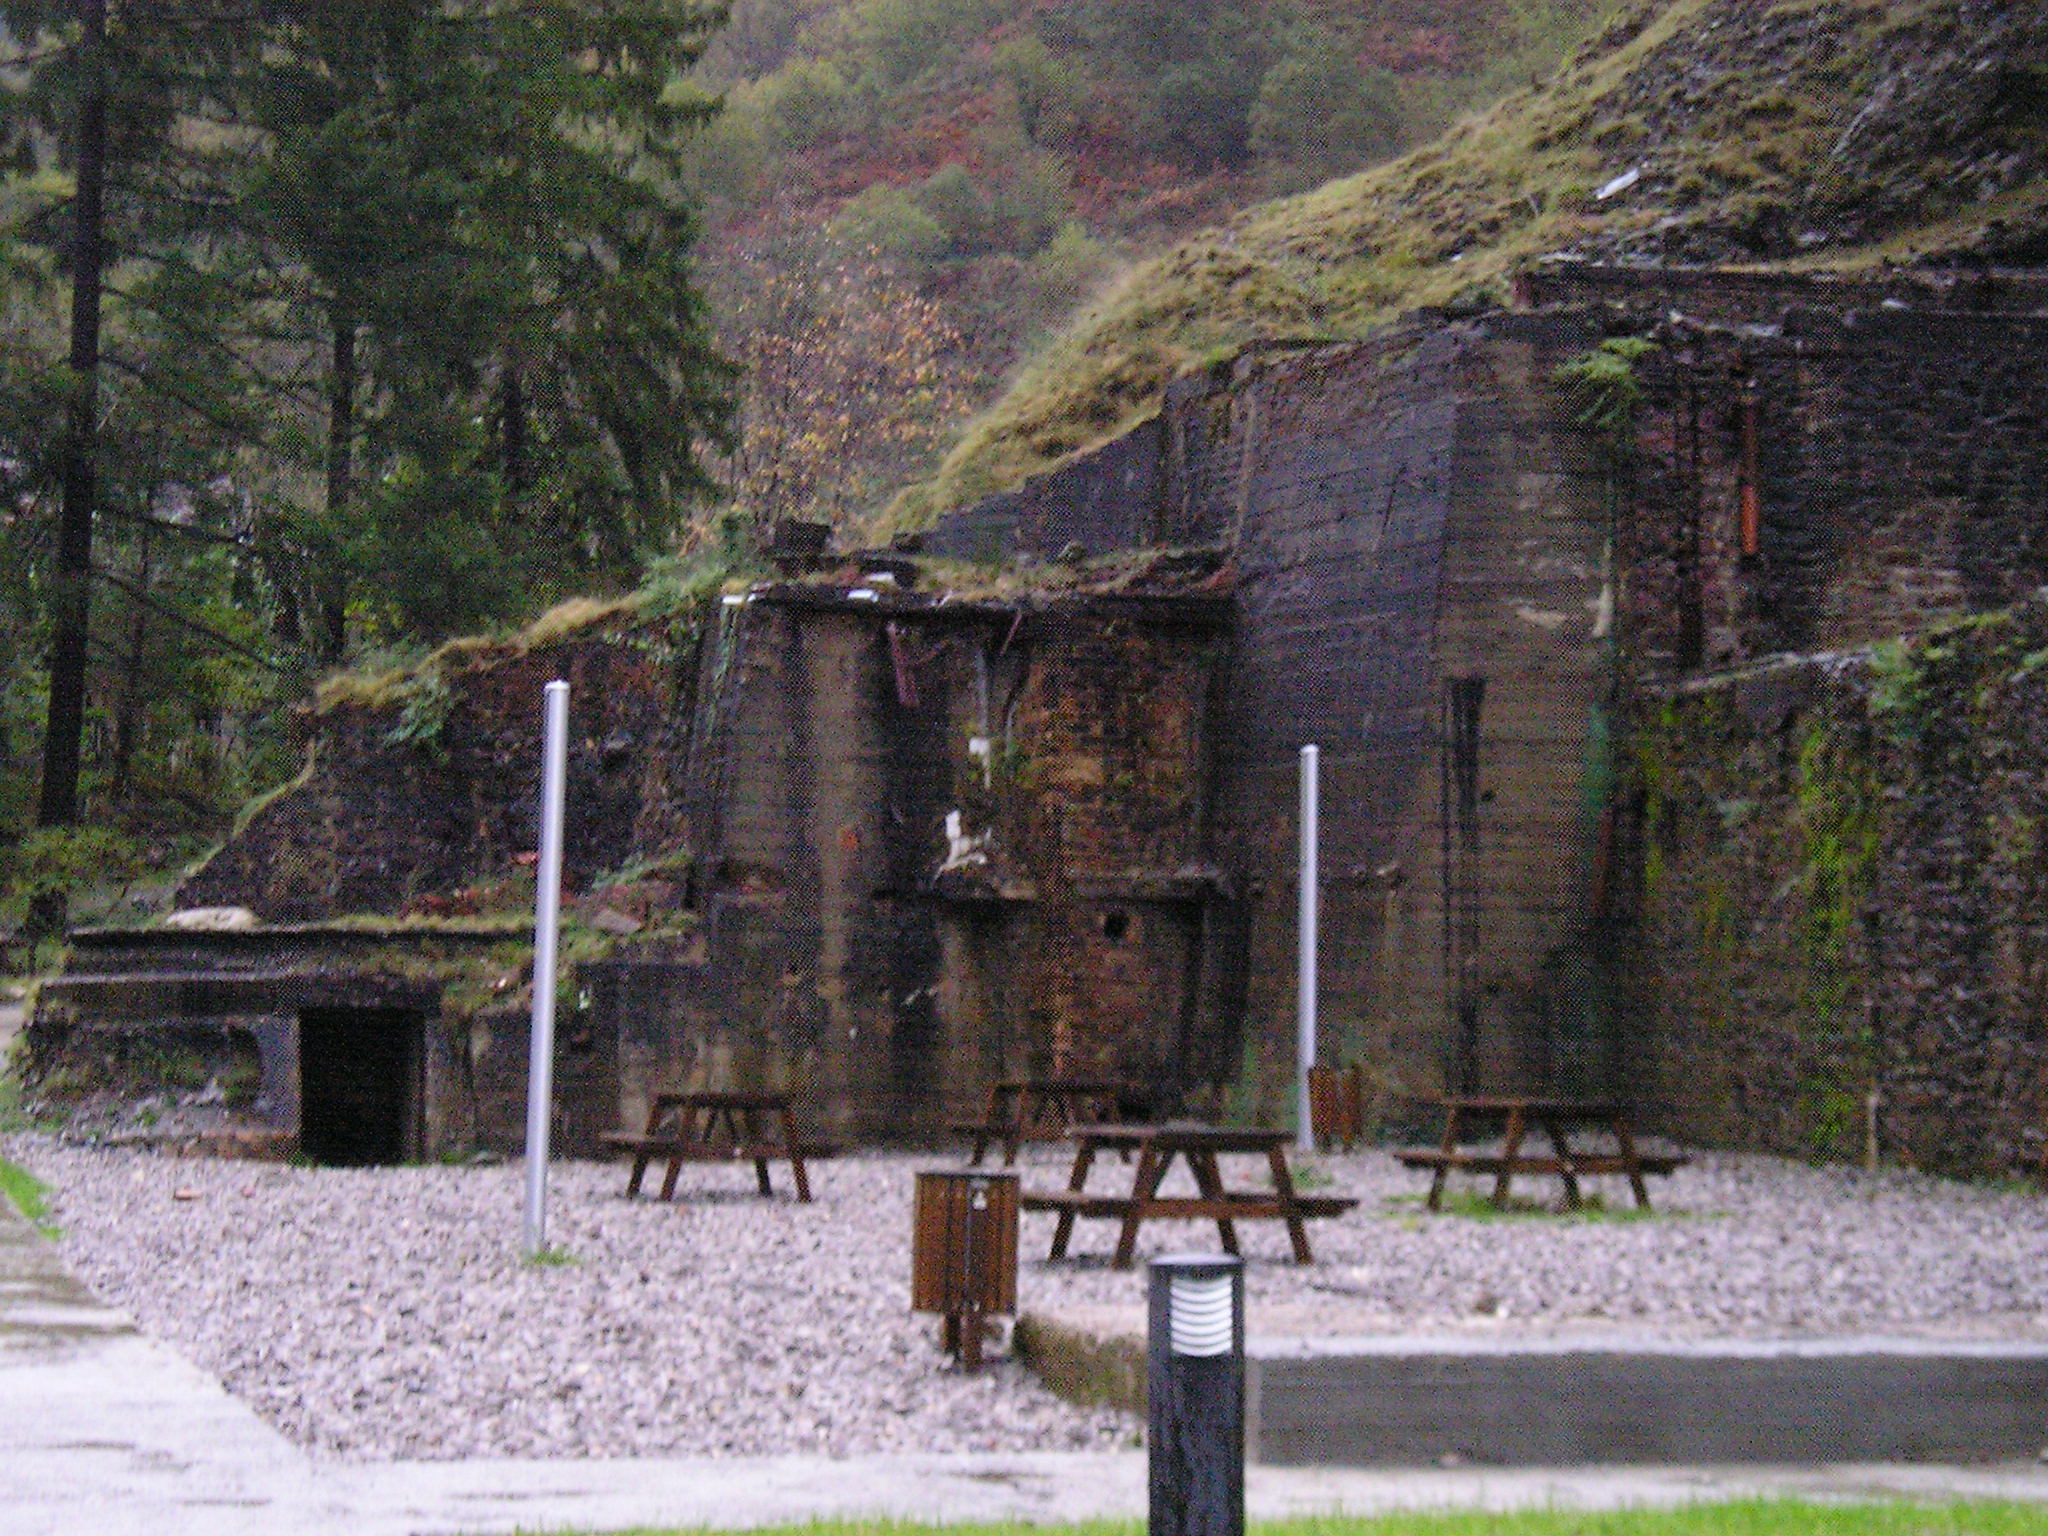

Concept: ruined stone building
[[31, 264, 2048, 1174]]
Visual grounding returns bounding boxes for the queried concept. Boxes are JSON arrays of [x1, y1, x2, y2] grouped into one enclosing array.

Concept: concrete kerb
[[6, 1193, 2048, 1535], [1019, 1304, 2048, 1468]]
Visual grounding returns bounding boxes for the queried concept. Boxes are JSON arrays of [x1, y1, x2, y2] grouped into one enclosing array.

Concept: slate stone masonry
[[1630, 603, 2048, 1176]]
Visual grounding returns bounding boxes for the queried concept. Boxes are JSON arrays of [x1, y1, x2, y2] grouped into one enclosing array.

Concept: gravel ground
[[9, 1136, 2048, 1461], [1021, 1147, 2048, 1342], [6, 1140, 1134, 1462]]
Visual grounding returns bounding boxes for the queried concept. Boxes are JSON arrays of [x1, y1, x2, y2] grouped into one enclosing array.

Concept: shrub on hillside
[[915, 163, 998, 256], [1251, 40, 1409, 194], [853, 0, 999, 90], [1028, 222, 1116, 312], [764, 57, 863, 148], [987, 146, 1072, 256], [835, 184, 951, 269], [992, 34, 1088, 148], [1145, 59, 1262, 168]]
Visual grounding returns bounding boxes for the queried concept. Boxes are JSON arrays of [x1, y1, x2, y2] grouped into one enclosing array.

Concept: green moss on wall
[[1791, 723, 1879, 973], [1628, 595, 2048, 1176]]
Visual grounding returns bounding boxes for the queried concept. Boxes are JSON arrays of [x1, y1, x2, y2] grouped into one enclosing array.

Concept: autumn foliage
[[704, 221, 971, 546]]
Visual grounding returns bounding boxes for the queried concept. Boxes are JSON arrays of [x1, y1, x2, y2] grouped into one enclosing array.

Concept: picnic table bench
[[1396, 1096, 1686, 1212], [950, 1077, 1151, 1165], [1020, 1123, 1357, 1268], [601, 1090, 836, 1203]]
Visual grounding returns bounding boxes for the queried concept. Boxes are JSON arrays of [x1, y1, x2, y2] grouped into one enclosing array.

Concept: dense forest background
[[0, 0, 1600, 932]]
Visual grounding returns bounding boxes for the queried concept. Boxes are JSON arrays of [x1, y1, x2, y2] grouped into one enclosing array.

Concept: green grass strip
[[568, 1502, 2048, 1536], [0, 1154, 58, 1237], [1381, 1191, 1664, 1224]]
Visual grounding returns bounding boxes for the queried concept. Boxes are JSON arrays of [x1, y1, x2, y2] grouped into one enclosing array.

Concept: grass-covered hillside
[[677, 0, 1607, 539], [889, 0, 2048, 524]]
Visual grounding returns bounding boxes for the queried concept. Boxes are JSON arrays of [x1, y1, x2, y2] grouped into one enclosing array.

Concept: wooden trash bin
[[911, 1169, 1019, 1369], [1309, 1063, 1367, 1152]]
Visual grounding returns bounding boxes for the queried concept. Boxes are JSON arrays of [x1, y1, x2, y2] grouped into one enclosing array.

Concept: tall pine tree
[[0, 1, 733, 926], [0, 1, 259, 929], [234, 1, 734, 647]]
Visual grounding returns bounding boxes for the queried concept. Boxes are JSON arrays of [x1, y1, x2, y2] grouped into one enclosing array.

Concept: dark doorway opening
[[298, 1007, 422, 1165]]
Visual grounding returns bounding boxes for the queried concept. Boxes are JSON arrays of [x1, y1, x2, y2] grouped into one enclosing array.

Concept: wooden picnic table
[[950, 1077, 1151, 1165], [1019, 1123, 1357, 1269], [1395, 1096, 1686, 1212], [600, 1090, 835, 1203]]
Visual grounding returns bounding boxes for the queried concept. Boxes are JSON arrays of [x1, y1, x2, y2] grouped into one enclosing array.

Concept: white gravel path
[[9, 1136, 2048, 1462], [1014, 1147, 2048, 1342]]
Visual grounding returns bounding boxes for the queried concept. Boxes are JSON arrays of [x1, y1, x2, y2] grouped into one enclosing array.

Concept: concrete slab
[[5, 1198, 2048, 1535], [1021, 1308, 2048, 1467], [0, 1176, 346, 1536], [1253, 1335, 2048, 1467]]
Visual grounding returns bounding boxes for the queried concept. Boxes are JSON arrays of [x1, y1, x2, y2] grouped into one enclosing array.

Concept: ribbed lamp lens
[[1168, 1273, 1234, 1357]]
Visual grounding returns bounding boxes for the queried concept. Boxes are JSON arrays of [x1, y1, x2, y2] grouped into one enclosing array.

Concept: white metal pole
[[1297, 744, 1318, 1153], [523, 680, 570, 1256]]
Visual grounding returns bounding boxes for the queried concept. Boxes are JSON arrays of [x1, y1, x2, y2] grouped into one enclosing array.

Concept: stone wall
[[1615, 307, 2048, 680], [593, 586, 1235, 1142], [930, 317, 1621, 1119], [1516, 263, 2048, 327], [1206, 319, 1616, 1116], [919, 268, 2048, 1145], [25, 926, 557, 1159], [182, 619, 698, 920], [66, 577, 1236, 1150], [914, 347, 1251, 563], [1629, 600, 2048, 1175]]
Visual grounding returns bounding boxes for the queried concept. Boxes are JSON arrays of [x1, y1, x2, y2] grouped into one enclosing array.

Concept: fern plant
[[1555, 335, 1657, 450]]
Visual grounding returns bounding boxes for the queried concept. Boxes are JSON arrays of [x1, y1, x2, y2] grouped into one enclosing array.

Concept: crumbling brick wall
[[584, 585, 1235, 1142], [1516, 263, 2048, 327], [931, 316, 1624, 1120], [1215, 318, 1617, 1116], [923, 268, 2048, 1143]]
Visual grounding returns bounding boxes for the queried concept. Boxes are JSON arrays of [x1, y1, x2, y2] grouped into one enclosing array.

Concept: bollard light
[[1167, 1271, 1234, 1356], [1148, 1254, 1245, 1536]]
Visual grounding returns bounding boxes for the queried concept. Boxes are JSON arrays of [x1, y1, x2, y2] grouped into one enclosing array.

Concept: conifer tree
[[0, 1, 733, 923], [0, 1, 257, 928], [233, 1, 734, 646]]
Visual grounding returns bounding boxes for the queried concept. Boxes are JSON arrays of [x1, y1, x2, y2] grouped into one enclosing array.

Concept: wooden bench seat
[[945, 1120, 1013, 1146], [1400, 1097, 1687, 1213], [1021, 1189, 1357, 1220], [599, 1132, 840, 1162], [1026, 1124, 1349, 1267], [950, 1119, 1140, 1164], [1395, 1149, 1687, 1177], [952, 1080, 1151, 1165]]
